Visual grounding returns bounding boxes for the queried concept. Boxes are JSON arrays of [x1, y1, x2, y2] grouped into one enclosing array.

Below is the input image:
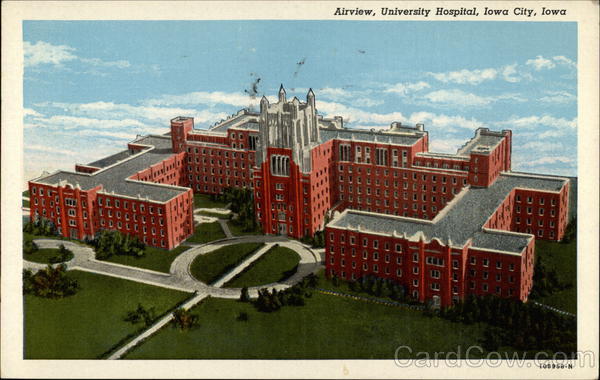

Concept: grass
[[185, 222, 226, 244], [23, 248, 73, 264], [24, 270, 190, 359], [102, 245, 191, 273], [190, 242, 263, 285], [224, 245, 299, 288], [226, 221, 262, 237], [530, 237, 577, 314], [125, 293, 488, 359], [193, 193, 228, 209]]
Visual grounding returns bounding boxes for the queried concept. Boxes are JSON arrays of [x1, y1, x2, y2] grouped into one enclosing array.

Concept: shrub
[[22, 264, 79, 298], [172, 308, 199, 330], [23, 218, 57, 236], [124, 304, 156, 327], [23, 240, 39, 255], [239, 286, 251, 302], [92, 230, 145, 260]]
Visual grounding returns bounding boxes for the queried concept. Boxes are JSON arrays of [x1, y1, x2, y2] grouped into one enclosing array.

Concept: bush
[[48, 244, 73, 264], [23, 218, 57, 236], [23, 265, 79, 298], [23, 240, 39, 255], [172, 308, 199, 330], [124, 304, 156, 327], [239, 286, 251, 302], [91, 230, 145, 260]]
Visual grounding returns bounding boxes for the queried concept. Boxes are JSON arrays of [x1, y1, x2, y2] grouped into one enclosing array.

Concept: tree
[[92, 230, 145, 260], [172, 308, 199, 330], [239, 286, 250, 302], [124, 304, 156, 327], [23, 240, 39, 255], [22, 265, 79, 298]]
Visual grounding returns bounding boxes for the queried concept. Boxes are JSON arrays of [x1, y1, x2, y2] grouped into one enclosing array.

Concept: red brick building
[[28, 86, 571, 306]]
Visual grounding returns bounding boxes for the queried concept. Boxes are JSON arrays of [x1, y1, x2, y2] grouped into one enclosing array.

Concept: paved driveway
[[26, 235, 323, 298]]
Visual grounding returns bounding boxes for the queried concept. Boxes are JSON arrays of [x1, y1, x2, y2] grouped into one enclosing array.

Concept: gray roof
[[319, 127, 425, 146], [32, 135, 188, 203], [457, 132, 505, 155], [329, 173, 568, 254], [208, 113, 259, 133]]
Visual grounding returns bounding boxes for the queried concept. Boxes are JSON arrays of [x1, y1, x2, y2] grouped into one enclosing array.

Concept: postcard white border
[[2, 1, 598, 379]]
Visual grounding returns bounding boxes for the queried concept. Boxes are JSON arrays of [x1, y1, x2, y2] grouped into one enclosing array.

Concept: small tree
[[239, 286, 250, 302], [23, 264, 79, 298], [172, 308, 199, 330], [23, 240, 39, 255]]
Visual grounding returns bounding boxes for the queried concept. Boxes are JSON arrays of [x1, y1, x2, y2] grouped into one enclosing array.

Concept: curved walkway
[[26, 235, 322, 360], [26, 235, 323, 298]]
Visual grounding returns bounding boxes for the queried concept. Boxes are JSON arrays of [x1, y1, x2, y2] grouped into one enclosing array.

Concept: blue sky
[[23, 21, 577, 183]]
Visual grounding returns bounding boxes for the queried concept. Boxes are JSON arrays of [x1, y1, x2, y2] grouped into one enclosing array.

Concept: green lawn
[[24, 270, 190, 359], [530, 238, 577, 314], [193, 193, 228, 209], [190, 242, 263, 285], [23, 248, 73, 264], [125, 293, 488, 359], [102, 245, 191, 273], [186, 222, 226, 244], [224, 245, 299, 288], [226, 221, 262, 237]]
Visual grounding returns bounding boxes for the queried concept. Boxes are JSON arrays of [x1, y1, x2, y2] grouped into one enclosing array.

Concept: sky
[[23, 21, 577, 184]]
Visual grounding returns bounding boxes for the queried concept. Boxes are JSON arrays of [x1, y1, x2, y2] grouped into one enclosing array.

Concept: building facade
[[28, 86, 571, 306]]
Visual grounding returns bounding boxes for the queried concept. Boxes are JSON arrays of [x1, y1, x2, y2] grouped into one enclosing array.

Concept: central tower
[[257, 85, 320, 173]]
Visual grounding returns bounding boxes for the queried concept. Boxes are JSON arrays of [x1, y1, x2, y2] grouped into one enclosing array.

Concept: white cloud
[[497, 115, 577, 130], [422, 89, 493, 107], [427, 68, 497, 85], [501, 64, 522, 83], [318, 100, 405, 125], [80, 57, 131, 68], [35, 101, 229, 126], [24, 40, 132, 71], [385, 81, 430, 95], [553, 55, 576, 69], [539, 91, 576, 104], [24, 108, 43, 117], [407, 112, 484, 131], [25, 114, 148, 130], [525, 55, 556, 71], [515, 141, 562, 152], [24, 41, 77, 67], [519, 156, 575, 167], [144, 91, 262, 109], [429, 138, 469, 154], [26, 144, 79, 156]]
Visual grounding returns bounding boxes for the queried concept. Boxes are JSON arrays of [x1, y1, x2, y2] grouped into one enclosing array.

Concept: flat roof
[[32, 135, 189, 203], [457, 131, 506, 155], [328, 173, 568, 254], [319, 127, 425, 146]]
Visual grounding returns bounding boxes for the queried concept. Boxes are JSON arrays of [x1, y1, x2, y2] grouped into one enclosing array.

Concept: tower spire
[[278, 84, 286, 103], [307, 88, 315, 107]]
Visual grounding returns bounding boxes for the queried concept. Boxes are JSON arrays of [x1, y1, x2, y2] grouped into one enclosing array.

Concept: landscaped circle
[[223, 245, 299, 288], [188, 242, 300, 287], [23, 248, 74, 264]]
